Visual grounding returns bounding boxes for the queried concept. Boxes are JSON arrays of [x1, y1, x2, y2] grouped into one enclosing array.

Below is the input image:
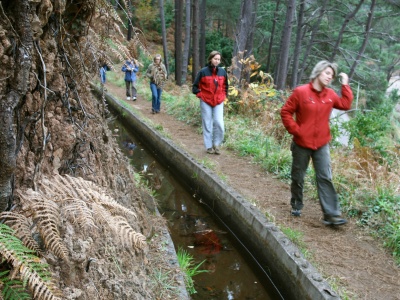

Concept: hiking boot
[[127, 97, 131, 101], [291, 209, 301, 217], [206, 148, 215, 154], [213, 146, 220, 155], [323, 216, 347, 226]]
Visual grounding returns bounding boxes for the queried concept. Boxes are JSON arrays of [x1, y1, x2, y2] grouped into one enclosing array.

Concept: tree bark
[[329, 0, 365, 62], [191, 0, 200, 82], [275, 0, 295, 90], [175, 0, 184, 85], [349, 0, 376, 80], [199, 0, 207, 67], [266, 0, 281, 73], [296, 0, 329, 85], [232, 0, 258, 83], [159, 0, 169, 74], [290, 0, 305, 88], [182, 0, 191, 83], [127, 0, 133, 40], [0, 0, 33, 211]]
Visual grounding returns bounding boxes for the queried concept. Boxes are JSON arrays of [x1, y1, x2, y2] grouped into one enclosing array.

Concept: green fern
[[0, 270, 31, 300], [0, 224, 60, 300]]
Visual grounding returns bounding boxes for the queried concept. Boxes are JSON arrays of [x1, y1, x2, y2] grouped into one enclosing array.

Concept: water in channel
[[109, 118, 282, 300]]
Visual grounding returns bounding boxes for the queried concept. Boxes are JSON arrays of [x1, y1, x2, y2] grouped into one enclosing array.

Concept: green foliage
[[280, 226, 310, 258], [344, 101, 397, 160], [0, 271, 31, 300], [150, 268, 178, 298], [155, 0, 174, 31], [176, 248, 208, 294], [205, 30, 234, 67], [356, 189, 400, 263], [0, 224, 55, 300]]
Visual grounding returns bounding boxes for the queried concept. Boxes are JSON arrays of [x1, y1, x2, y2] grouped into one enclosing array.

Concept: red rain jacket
[[192, 65, 228, 107], [281, 82, 353, 150]]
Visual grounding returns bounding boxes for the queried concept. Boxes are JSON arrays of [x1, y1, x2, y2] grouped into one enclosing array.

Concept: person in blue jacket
[[121, 58, 139, 101], [100, 63, 110, 84]]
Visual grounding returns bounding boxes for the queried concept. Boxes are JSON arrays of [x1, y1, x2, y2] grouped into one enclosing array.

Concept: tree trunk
[[199, 0, 207, 67], [266, 0, 281, 73], [329, 0, 365, 62], [182, 0, 191, 83], [290, 0, 305, 88], [175, 0, 184, 85], [127, 0, 133, 40], [297, 0, 329, 85], [192, 0, 200, 82], [232, 0, 258, 83], [275, 0, 295, 90], [0, 0, 33, 211], [349, 0, 376, 80], [159, 0, 169, 75]]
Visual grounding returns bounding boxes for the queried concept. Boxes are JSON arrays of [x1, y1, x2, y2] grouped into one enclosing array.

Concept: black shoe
[[291, 209, 301, 217], [133, 97, 137, 101], [206, 148, 215, 154], [323, 216, 347, 226]]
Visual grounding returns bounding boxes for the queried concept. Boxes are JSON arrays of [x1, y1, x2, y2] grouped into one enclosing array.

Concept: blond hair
[[310, 61, 338, 81]]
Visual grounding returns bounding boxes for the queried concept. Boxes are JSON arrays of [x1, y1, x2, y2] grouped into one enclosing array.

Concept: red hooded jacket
[[281, 82, 353, 150], [192, 65, 228, 107]]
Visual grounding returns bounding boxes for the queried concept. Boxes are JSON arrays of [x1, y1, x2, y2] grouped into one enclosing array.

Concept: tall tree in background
[[199, 0, 207, 67], [349, 0, 376, 80], [175, 0, 184, 85], [290, 0, 305, 88], [182, 0, 191, 83], [232, 0, 258, 83], [159, 0, 169, 74], [266, 0, 281, 73], [192, 0, 200, 82], [329, 0, 365, 62], [296, 0, 329, 85], [127, 0, 133, 40], [275, 0, 295, 90]]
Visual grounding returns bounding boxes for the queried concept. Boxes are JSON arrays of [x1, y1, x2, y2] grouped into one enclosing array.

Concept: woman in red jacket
[[281, 61, 353, 226], [192, 51, 228, 154]]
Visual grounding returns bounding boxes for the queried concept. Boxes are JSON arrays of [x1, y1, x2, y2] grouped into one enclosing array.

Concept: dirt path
[[105, 82, 400, 300]]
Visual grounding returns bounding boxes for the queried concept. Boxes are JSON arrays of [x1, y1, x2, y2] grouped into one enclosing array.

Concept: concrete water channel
[[92, 85, 341, 300]]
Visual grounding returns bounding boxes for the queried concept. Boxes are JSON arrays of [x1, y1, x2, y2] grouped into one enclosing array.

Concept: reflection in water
[[110, 119, 282, 300]]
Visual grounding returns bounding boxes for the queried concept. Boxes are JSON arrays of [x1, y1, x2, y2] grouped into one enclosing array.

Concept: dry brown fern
[[60, 174, 137, 219], [19, 264, 62, 300], [17, 174, 147, 263], [113, 216, 146, 250], [91, 203, 146, 251], [0, 212, 41, 255], [27, 193, 69, 261], [62, 198, 97, 230]]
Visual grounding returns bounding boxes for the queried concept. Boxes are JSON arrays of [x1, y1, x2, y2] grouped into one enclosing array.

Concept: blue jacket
[[121, 60, 139, 82]]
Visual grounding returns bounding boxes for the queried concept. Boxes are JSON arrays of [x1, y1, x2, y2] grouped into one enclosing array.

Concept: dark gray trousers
[[290, 142, 341, 217]]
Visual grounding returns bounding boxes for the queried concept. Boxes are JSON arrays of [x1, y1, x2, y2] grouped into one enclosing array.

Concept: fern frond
[[61, 175, 137, 219], [62, 198, 96, 230], [113, 216, 146, 250], [0, 224, 61, 300], [31, 197, 69, 261], [19, 265, 61, 300], [0, 270, 31, 300], [0, 212, 41, 254]]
